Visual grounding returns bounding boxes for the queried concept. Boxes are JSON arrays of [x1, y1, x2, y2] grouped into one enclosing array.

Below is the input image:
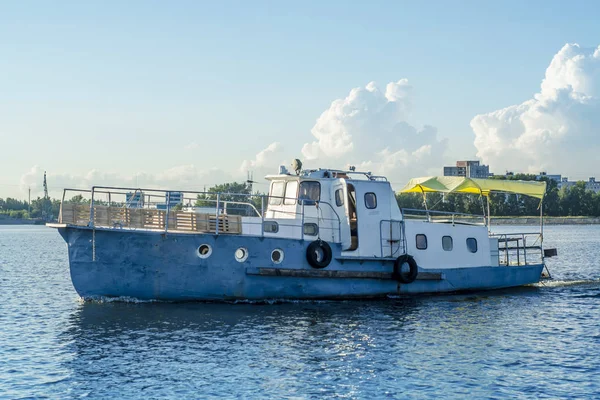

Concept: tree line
[[3, 173, 600, 220], [0, 197, 60, 220]]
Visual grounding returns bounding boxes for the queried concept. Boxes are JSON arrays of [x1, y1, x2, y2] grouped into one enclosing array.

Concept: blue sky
[[1, 0, 599, 198]]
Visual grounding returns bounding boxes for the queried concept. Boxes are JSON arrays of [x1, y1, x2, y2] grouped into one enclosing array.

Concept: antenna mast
[[43, 171, 50, 221], [43, 171, 49, 200], [246, 171, 254, 193]]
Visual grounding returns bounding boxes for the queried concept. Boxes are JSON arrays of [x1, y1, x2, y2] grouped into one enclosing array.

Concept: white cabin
[[240, 167, 497, 269]]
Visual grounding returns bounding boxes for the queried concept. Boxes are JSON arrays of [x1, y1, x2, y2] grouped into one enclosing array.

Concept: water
[[1, 225, 599, 399]]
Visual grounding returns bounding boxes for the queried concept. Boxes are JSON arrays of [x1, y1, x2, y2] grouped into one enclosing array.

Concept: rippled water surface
[[1, 225, 599, 399]]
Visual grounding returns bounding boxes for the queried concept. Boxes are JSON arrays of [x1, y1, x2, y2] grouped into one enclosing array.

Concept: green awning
[[398, 176, 547, 200]]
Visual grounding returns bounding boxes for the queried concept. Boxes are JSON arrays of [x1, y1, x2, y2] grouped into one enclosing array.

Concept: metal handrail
[[401, 208, 486, 225], [59, 186, 343, 241], [490, 232, 543, 266], [401, 208, 485, 218]]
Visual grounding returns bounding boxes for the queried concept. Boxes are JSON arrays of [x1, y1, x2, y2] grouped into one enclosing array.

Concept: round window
[[197, 244, 212, 259], [271, 249, 284, 264], [235, 247, 248, 262]]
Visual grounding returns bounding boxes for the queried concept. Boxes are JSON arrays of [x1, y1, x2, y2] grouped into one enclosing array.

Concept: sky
[[1, 0, 600, 199]]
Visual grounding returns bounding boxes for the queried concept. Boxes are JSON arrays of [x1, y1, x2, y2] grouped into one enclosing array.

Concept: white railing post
[[301, 201, 305, 240], [165, 191, 170, 232], [215, 193, 220, 235], [261, 196, 264, 237], [524, 235, 527, 265], [89, 187, 95, 227], [59, 189, 66, 223]]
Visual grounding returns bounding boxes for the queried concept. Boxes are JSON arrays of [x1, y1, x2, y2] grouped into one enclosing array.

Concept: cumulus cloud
[[471, 43, 600, 176], [302, 80, 447, 183], [239, 142, 283, 173]]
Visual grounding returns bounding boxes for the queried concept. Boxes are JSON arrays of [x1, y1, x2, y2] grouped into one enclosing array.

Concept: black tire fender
[[306, 240, 332, 269], [393, 254, 419, 283]]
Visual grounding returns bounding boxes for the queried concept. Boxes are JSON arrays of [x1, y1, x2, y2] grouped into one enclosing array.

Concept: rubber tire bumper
[[393, 255, 419, 283], [306, 240, 333, 269]]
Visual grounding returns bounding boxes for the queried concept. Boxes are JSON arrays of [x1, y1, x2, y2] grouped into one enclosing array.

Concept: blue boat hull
[[58, 227, 544, 301]]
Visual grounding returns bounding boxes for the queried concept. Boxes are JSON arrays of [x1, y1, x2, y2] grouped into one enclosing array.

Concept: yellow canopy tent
[[399, 177, 549, 262], [398, 176, 546, 200]]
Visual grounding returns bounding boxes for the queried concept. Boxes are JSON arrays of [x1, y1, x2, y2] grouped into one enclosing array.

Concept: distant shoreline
[[491, 217, 600, 225], [0, 218, 45, 225]]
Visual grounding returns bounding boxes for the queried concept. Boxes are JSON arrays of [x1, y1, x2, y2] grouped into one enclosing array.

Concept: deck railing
[[490, 232, 543, 266], [57, 186, 342, 241], [401, 208, 486, 226]]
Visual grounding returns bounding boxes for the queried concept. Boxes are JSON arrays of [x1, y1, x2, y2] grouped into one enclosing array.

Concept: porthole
[[235, 247, 248, 262], [442, 236, 453, 251], [197, 244, 212, 259], [466, 238, 478, 253], [416, 234, 427, 250], [364, 192, 377, 209], [271, 249, 284, 264]]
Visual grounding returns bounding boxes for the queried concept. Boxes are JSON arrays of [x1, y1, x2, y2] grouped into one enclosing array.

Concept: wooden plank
[[93, 206, 110, 226], [129, 208, 143, 228], [60, 204, 246, 233]]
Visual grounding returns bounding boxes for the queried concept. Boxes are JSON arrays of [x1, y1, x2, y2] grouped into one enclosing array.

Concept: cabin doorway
[[346, 183, 358, 250]]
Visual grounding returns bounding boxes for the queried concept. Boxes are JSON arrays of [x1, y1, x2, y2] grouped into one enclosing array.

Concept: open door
[[333, 182, 352, 250], [345, 183, 358, 251]]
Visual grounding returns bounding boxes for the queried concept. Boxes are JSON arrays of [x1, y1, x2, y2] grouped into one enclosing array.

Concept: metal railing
[[490, 232, 543, 266], [57, 186, 342, 242], [379, 219, 406, 258], [401, 208, 486, 225]]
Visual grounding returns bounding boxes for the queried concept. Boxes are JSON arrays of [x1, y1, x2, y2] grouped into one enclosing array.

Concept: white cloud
[[302, 80, 448, 184], [184, 142, 200, 151], [239, 142, 283, 173], [471, 43, 600, 176]]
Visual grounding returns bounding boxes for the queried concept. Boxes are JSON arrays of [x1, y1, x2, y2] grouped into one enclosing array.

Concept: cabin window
[[299, 181, 320, 204], [303, 223, 319, 236], [442, 236, 453, 251], [263, 221, 279, 233], [269, 181, 285, 205], [416, 234, 427, 250], [466, 238, 478, 253], [364, 192, 377, 209], [335, 189, 344, 207], [284, 181, 298, 205]]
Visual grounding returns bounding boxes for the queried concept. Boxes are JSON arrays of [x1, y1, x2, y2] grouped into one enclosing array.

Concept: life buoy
[[306, 240, 332, 269], [393, 255, 418, 284]]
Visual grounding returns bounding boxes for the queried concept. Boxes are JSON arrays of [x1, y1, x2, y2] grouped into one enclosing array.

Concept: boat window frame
[[335, 188, 344, 207], [442, 235, 453, 251], [269, 181, 286, 206], [298, 181, 321, 205], [284, 180, 298, 205], [303, 223, 319, 236], [466, 237, 478, 253], [416, 234, 428, 250], [364, 192, 377, 209], [263, 221, 279, 233]]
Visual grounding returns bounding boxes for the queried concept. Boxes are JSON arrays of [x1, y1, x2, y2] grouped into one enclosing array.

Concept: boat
[[47, 164, 555, 301]]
